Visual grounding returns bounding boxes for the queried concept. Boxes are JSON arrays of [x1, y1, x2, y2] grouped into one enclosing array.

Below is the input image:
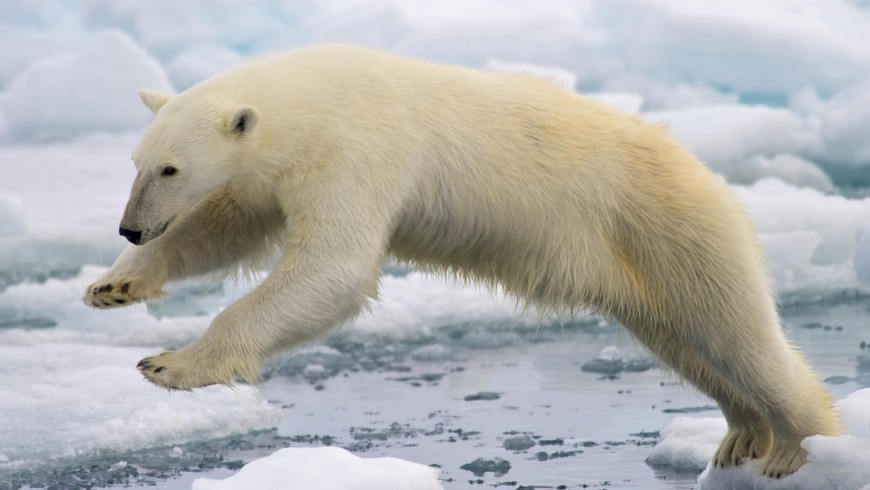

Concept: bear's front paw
[[83, 277, 153, 309], [137, 350, 260, 391]]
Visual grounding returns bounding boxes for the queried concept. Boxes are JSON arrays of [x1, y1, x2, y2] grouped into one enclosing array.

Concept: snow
[[734, 180, 870, 299], [645, 417, 728, 473], [647, 389, 870, 490], [191, 447, 443, 490]]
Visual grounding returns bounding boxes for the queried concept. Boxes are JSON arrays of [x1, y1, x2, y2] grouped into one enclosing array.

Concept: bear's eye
[[161, 166, 178, 176]]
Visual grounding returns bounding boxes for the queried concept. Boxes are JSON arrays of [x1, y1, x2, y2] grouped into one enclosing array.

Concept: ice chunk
[[733, 179, 870, 298], [503, 435, 536, 451], [697, 434, 870, 489], [801, 81, 870, 170], [647, 389, 870, 489], [727, 154, 834, 193], [191, 446, 442, 490], [0, 341, 282, 463], [604, 79, 738, 111], [0, 30, 172, 141], [645, 417, 726, 472], [838, 388, 870, 438], [581, 346, 656, 374], [459, 457, 511, 477]]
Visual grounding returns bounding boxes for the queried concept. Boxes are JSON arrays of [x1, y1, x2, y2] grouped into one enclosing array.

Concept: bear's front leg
[[135, 187, 390, 390]]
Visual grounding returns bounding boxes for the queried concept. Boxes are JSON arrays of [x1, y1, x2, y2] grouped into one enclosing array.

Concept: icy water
[[3, 293, 867, 490]]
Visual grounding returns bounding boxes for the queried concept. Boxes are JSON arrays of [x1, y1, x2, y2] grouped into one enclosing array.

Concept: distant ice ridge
[[0, 30, 172, 141], [734, 180, 870, 298], [191, 447, 443, 490], [2, 1, 870, 181], [647, 389, 870, 490]]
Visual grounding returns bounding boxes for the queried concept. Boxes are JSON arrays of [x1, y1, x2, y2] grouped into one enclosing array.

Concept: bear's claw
[[761, 443, 807, 478], [137, 350, 260, 391], [712, 421, 772, 469]]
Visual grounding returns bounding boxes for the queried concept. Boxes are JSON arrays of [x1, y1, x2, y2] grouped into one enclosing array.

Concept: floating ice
[[734, 179, 870, 299], [644, 104, 820, 175], [799, 81, 870, 170], [0, 340, 282, 464], [645, 417, 727, 473], [191, 446, 443, 490], [726, 154, 834, 193], [647, 389, 870, 490]]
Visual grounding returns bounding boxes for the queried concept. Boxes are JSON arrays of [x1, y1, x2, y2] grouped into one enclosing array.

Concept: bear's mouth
[[140, 217, 174, 245]]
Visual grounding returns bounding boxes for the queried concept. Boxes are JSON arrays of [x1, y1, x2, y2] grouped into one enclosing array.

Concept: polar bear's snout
[[119, 227, 142, 245]]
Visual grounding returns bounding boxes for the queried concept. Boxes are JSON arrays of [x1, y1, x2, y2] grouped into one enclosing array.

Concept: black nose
[[119, 227, 142, 244]]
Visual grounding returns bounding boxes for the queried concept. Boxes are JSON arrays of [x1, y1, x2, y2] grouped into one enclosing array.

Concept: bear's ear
[[227, 106, 259, 136], [139, 89, 173, 114]]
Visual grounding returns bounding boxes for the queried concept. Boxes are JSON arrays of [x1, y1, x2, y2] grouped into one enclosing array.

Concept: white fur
[[84, 45, 839, 477]]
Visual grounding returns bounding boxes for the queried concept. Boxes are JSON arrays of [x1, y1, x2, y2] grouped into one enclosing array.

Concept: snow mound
[[647, 389, 870, 490], [645, 417, 727, 472], [0, 30, 172, 141], [191, 446, 443, 490]]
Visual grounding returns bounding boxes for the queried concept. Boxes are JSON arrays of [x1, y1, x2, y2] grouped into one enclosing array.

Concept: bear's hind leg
[[629, 329, 773, 467], [757, 348, 839, 477], [651, 318, 837, 477]]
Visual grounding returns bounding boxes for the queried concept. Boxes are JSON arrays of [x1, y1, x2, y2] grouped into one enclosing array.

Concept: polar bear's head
[[120, 89, 259, 245]]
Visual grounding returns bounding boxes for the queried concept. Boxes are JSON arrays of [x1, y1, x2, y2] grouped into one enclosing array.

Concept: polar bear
[[84, 45, 838, 477]]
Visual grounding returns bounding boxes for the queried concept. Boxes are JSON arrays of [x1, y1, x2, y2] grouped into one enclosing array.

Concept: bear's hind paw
[[712, 425, 771, 468], [760, 442, 807, 478]]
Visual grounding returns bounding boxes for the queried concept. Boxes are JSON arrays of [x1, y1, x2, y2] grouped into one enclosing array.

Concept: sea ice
[[648, 388, 870, 490], [191, 446, 443, 490]]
